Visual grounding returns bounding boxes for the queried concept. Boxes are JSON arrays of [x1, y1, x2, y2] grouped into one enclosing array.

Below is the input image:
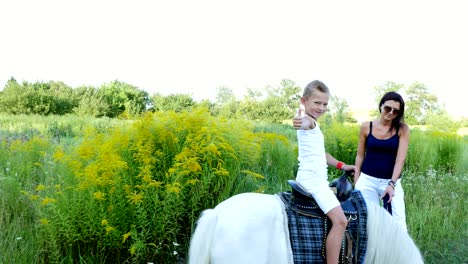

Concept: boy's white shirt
[[296, 118, 327, 175]]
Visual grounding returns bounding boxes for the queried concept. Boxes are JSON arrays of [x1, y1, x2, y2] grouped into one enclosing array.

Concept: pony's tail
[[188, 209, 217, 264]]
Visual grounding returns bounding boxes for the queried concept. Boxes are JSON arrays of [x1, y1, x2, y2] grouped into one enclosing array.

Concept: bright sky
[[1, 0, 466, 118]]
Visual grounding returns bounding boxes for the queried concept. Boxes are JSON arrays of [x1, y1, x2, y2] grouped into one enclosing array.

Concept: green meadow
[[0, 111, 466, 263]]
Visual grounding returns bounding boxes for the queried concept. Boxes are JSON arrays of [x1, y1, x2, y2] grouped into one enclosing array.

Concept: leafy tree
[[405, 82, 440, 125], [424, 110, 461, 133], [74, 95, 110, 117], [214, 86, 240, 118], [0, 78, 27, 114], [259, 96, 291, 123], [98, 80, 149, 118], [0, 79, 78, 115], [150, 93, 197, 112], [48, 81, 78, 114], [241, 79, 301, 120], [244, 87, 263, 100], [28, 82, 54, 114], [217, 100, 241, 119], [73, 86, 110, 117], [238, 97, 263, 120], [328, 95, 355, 123], [197, 99, 217, 116], [250, 79, 302, 123], [277, 79, 302, 114], [215, 86, 236, 105]]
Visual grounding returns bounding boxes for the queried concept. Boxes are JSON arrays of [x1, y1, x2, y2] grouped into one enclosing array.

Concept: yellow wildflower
[[148, 180, 163, 188], [124, 184, 131, 193], [186, 179, 200, 185], [93, 191, 106, 201], [127, 191, 144, 204], [41, 197, 57, 206], [106, 226, 115, 234], [40, 218, 50, 225], [204, 143, 221, 156], [122, 232, 131, 243], [142, 173, 152, 183], [35, 184, 46, 191], [166, 183, 181, 194], [214, 168, 230, 177], [186, 158, 201, 173], [53, 148, 66, 162], [101, 219, 109, 226], [129, 246, 136, 255], [242, 170, 265, 180]]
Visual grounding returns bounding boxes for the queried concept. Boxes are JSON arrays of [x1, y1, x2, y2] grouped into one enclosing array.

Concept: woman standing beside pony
[[354, 91, 410, 231]]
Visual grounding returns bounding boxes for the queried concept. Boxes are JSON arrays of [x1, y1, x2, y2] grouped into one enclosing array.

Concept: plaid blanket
[[283, 190, 368, 264]]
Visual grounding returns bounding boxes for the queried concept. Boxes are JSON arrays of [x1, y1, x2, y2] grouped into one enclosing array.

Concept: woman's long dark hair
[[378, 91, 405, 133]]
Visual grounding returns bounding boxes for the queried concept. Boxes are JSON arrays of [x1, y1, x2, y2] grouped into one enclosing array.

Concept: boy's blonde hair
[[303, 80, 330, 98]]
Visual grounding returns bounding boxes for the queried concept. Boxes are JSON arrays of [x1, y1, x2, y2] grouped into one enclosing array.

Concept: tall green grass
[[0, 112, 466, 263], [0, 113, 125, 144], [405, 169, 467, 263], [407, 129, 467, 175]]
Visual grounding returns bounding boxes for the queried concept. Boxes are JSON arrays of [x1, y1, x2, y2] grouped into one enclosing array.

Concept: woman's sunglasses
[[383, 105, 400, 115]]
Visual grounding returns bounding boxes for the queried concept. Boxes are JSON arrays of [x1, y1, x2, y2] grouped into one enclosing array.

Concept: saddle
[[285, 179, 357, 216], [277, 172, 367, 264]]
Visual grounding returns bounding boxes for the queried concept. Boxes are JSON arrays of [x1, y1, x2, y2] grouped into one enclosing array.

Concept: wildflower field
[[0, 111, 466, 263]]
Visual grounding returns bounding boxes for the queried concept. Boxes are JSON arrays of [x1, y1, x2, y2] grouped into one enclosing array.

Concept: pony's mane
[[365, 202, 424, 264]]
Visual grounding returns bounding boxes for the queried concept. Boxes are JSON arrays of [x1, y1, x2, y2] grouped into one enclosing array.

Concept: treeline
[[0, 78, 148, 118], [0, 77, 464, 131], [0, 78, 313, 123]]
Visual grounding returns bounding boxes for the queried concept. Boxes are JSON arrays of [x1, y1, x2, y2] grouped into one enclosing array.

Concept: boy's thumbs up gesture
[[293, 108, 303, 129]]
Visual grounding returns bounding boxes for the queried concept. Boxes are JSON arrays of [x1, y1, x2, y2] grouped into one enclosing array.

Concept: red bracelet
[[336, 161, 344, 170]]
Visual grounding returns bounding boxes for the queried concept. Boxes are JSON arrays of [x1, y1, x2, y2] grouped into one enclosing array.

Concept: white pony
[[188, 192, 423, 264]]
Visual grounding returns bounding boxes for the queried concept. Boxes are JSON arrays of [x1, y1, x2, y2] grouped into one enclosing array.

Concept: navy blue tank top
[[361, 122, 400, 179]]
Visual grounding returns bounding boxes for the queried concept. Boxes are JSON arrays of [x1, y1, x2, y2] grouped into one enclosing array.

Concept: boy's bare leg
[[326, 206, 348, 264]]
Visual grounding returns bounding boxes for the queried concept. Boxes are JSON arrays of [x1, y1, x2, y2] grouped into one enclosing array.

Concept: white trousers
[[355, 172, 407, 232]]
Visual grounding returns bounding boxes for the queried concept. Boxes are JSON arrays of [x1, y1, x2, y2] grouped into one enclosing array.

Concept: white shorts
[[296, 170, 340, 214]]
